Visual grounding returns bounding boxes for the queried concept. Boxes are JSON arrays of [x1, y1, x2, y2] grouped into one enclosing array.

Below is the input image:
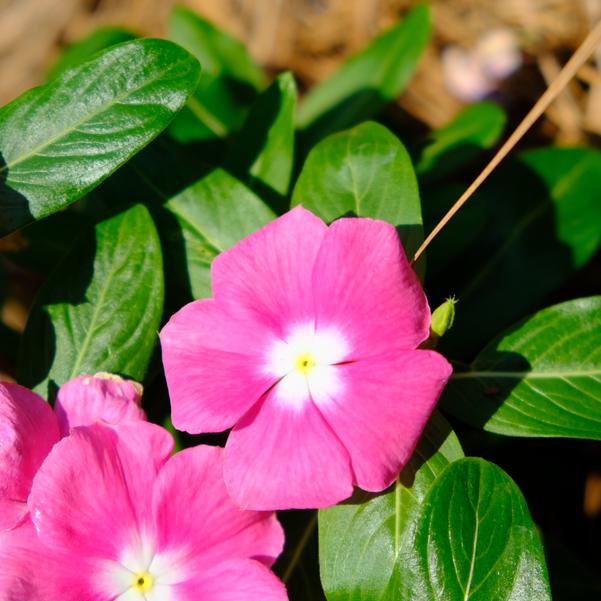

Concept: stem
[[282, 511, 318, 584]]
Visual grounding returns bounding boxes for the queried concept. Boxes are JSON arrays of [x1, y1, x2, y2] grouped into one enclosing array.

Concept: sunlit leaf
[[399, 458, 551, 600], [442, 297, 601, 439], [292, 121, 423, 262], [319, 412, 463, 601], [0, 39, 200, 236]]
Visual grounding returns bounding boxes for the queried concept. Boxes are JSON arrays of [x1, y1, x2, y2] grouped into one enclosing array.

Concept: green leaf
[[17, 204, 164, 398], [319, 411, 463, 601], [163, 168, 275, 299], [168, 6, 264, 142], [297, 5, 430, 149], [229, 72, 297, 198], [292, 121, 423, 261], [434, 147, 601, 358], [416, 101, 506, 181], [47, 27, 138, 79], [442, 297, 601, 439], [0, 39, 200, 237], [401, 458, 551, 600]]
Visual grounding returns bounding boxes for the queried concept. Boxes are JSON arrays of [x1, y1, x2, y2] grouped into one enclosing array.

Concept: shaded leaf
[[400, 458, 551, 600], [0, 39, 200, 236], [168, 6, 264, 142], [17, 204, 163, 398], [297, 5, 430, 149], [434, 147, 601, 358], [416, 101, 506, 182], [319, 412, 463, 601], [442, 297, 601, 439], [292, 121, 423, 261], [229, 72, 297, 198], [47, 27, 138, 79], [163, 168, 275, 299]]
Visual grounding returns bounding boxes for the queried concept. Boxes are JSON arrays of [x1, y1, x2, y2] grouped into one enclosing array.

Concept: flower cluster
[[1, 207, 451, 599], [0, 376, 285, 600]]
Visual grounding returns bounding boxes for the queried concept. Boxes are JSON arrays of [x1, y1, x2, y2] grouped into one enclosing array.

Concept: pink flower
[[25, 423, 286, 601], [160, 206, 452, 510], [0, 374, 145, 530]]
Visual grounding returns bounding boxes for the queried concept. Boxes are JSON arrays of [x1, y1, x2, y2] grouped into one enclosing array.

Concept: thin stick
[[411, 20, 601, 264]]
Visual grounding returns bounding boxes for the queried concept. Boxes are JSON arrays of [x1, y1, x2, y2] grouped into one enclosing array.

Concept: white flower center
[[265, 324, 348, 410], [100, 536, 183, 600]]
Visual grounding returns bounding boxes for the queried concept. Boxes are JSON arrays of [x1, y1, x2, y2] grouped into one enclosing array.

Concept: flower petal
[[28, 422, 172, 560], [224, 388, 353, 510], [312, 217, 430, 357], [54, 373, 146, 436], [160, 299, 278, 433], [0, 383, 60, 530], [174, 559, 288, 601], [153, 445, 284, 571], [0, 520, 62, 601], [316, 351, 453, 491], [211, 206, 328, 336]]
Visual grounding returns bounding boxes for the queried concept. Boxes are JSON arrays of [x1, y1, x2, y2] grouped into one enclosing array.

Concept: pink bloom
[[0, 383, 59, 530], [160, 206, 453, 510], [26, 423, 286, 601], [0, 373, 145, 530], [54, 372, 145, 436]]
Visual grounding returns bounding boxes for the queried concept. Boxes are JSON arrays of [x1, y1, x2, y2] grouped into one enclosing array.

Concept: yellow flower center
[[294, 352, 316, 375], [133, 572, 153, 593]]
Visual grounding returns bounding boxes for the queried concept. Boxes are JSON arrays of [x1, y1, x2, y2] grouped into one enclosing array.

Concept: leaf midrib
[[0, 53, 187, 177], [452, 369, 601, 380], [68, 218, 128, 378]]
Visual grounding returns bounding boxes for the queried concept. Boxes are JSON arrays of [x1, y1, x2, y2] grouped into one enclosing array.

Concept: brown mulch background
[[1, 0, 600, 137]]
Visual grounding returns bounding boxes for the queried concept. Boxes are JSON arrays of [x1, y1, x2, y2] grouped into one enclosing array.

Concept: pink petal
[[54, 373, 146, 436], [0, 383, 60, 530], [0, 519, 89, 601], [175, 559, 288, 601], [28, 422, 172, 560], [211, 206, 327, 337], [312, 217, 430, 358], [160, 299, 278, 433], [153, 445, 283, 571], [316, 351, 453, 491], [224, 388, 353, 510]]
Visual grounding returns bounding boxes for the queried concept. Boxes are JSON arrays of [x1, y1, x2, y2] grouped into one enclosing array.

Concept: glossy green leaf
[[163, 168, 275, 299], [319, 412, 463, 601], [0, 39, 200, 236], [229, 72, 297, 198], [400, 458, 551, 600], [416, 101, 506, 181], [434, 147, 601, 358], [292, 121, 423, 260], [297, 5, 430, 149], [47, 27, 138, 79], [168, 6, 264, 141], [17, 204, 164, 398], [442, 297, 601, 439]]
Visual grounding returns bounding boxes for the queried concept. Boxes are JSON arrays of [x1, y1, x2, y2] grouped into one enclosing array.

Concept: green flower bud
[[430, 296, 457, 339]]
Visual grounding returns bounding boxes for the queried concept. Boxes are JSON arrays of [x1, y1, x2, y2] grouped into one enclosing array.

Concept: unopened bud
[[430, 296, 457, 339]]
